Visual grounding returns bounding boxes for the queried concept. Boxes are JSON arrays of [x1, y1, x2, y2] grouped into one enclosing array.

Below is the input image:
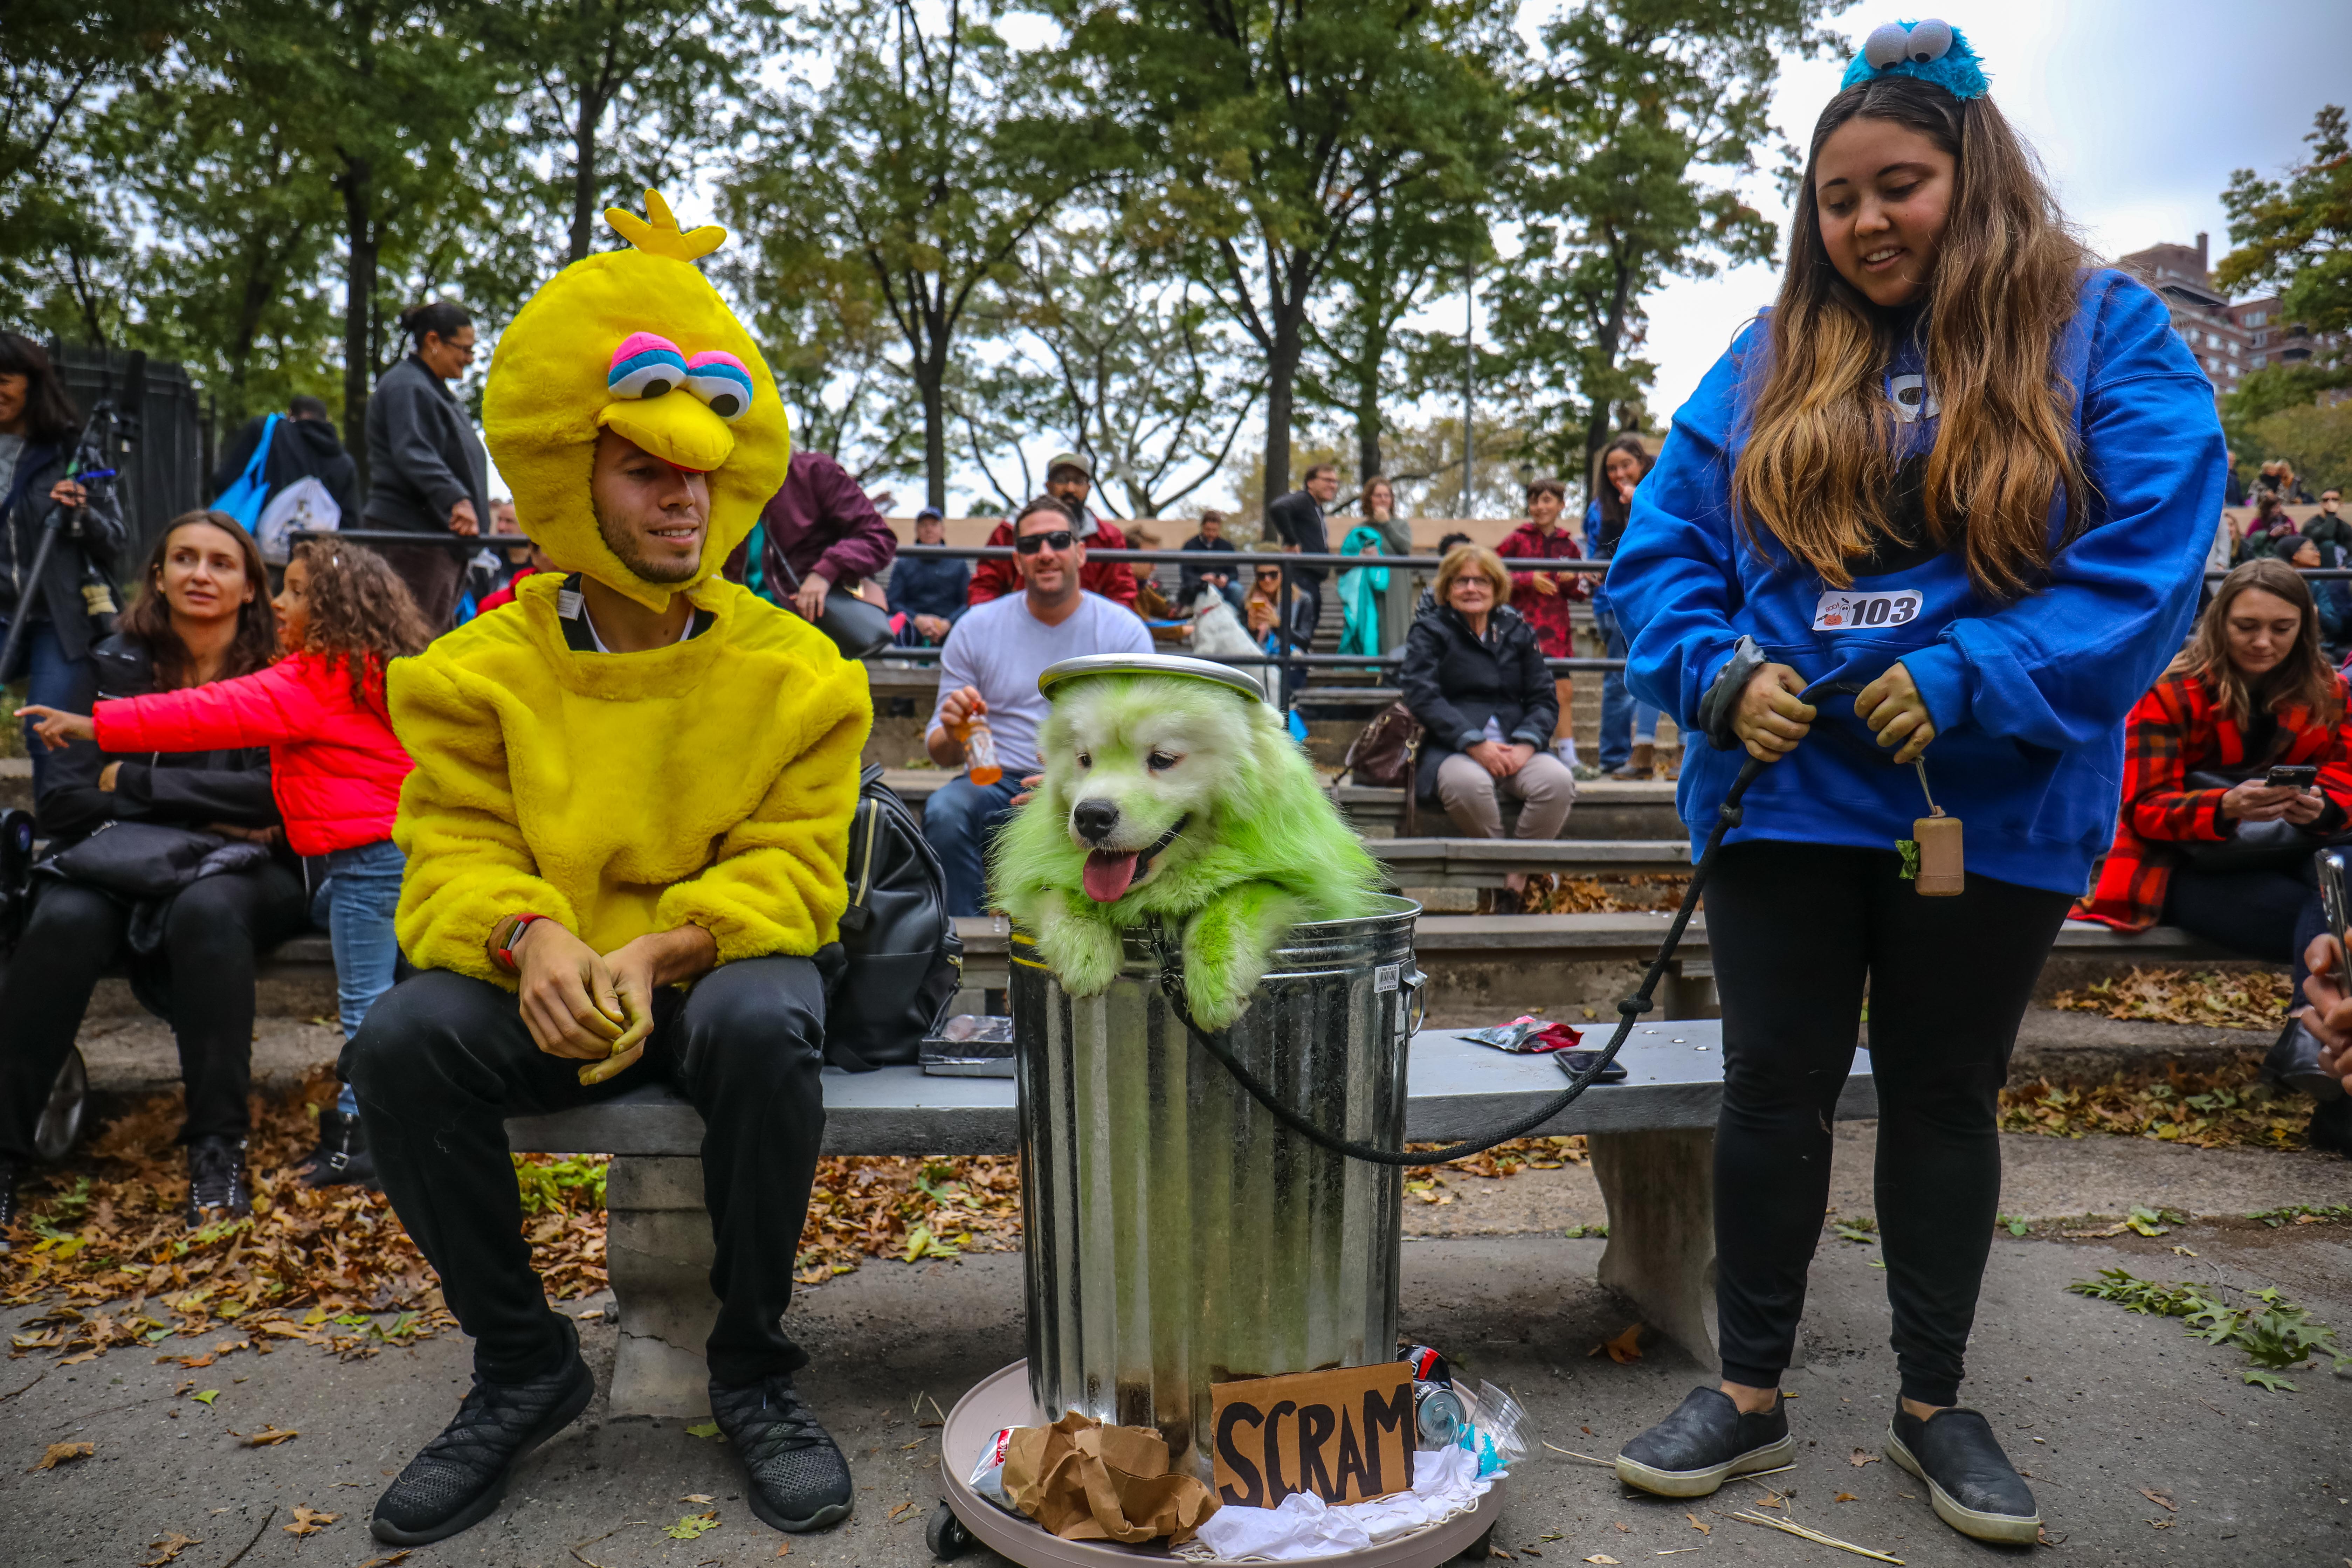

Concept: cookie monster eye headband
[[1839, 17, 1989, 101]]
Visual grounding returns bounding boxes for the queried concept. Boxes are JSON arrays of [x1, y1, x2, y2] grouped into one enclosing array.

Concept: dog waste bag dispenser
[[1013, 894, 1421, 1480]]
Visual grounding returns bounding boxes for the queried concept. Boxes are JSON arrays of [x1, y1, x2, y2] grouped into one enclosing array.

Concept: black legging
[[1706, 840, 2074, 1408], [0, 864, 309, 1162], [2162, 859, 2327, 1008]]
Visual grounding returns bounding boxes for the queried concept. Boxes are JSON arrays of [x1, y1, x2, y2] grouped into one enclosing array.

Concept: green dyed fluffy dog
[[992, 666, 1381, 1028]]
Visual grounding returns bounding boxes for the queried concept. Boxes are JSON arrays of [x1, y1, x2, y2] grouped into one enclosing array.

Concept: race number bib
[[1813, 589, 1921, 631]]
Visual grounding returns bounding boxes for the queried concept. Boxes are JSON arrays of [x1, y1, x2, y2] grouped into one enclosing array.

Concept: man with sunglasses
[[964, 452, 1139, 610], [924, 497, 1152, 915]]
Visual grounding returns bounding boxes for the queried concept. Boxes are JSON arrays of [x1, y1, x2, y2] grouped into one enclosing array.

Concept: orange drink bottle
[[964, 719, 1002, 786]]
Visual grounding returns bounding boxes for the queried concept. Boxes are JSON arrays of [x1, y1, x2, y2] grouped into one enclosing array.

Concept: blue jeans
[[923, 773, 1024, 917], [0, 617, 96, 797], [311, 838, 406, 1114], [1595, 612, 1661, 772]]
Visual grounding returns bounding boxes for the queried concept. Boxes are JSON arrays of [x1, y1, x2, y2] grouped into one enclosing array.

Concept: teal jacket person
[[1607, 269, 2223, 897]]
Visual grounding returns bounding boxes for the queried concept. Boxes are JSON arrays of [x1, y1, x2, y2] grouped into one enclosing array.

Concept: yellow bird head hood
[[483, 191, 790, 611]]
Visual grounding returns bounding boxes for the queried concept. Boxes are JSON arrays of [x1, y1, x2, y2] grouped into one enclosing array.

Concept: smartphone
[[2268, 764, 2319, 790], [2320, 849, 2352, 976]]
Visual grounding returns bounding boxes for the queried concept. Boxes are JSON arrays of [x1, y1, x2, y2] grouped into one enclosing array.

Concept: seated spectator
[[1435, 530, 1472, 559], [924, 498, 1152, 916], [475, 528, 556, 614], [209, 393, 362, 523], [0, 513, 296, 1231], [967, 455, 1138, 610], [455, 495, 526, 621], [23, 540, 430, 1188], [887, 506, 968, 648], [2257, 458, 2311, 506], [2289, 536, 2352, 659], [2075, 559, 2352, 1154], [1497, 475, 1589, 770], [2239, 492, 2296, 562], [1179, 510, 1246, 614], [742, 449, 898, 622], [1400, 544, 1574, 913], [1242, 559, 1316, 703], [2305, 487, 2348, 553]]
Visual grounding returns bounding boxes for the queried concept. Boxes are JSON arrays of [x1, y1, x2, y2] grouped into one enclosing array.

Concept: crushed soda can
[[1401, 1345, 1452, 1385], [1462, 1015, 1584, 1054], [968, 1424, 1020, 1510]]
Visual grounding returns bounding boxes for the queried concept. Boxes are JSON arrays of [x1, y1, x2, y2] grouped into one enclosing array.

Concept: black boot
[[2309, 1094, 2352, 1157], [297, 1103, 380, 1189], [184, 1136, 251, 1228], [710, 1372, 854, 1532], [1887, 1407, 2040, 1545], [1615, 1386, 1793, 1498], [371, 1315, 594, 1545]]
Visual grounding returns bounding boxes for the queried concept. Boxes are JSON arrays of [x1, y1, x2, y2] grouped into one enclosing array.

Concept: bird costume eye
[[608, 332, 689, 399], [683, 351, 756, 421]]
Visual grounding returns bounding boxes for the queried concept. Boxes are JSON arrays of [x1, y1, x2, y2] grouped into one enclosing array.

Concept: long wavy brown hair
[[1733, 76, 2089, 599], [2171, 558, 2341, 728], [118, 511, 280, 689], [287, 539, 433, 713]]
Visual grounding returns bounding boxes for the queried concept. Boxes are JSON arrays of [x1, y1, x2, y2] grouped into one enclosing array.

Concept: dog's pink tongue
[[1083, 851, 1139, 903]]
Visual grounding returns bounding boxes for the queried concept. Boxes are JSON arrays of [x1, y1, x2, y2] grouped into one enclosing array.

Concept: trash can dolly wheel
[[928, 1499, 973, 1560]]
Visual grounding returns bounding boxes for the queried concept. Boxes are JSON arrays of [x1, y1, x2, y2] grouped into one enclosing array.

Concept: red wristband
[[491, 912, 551, 975]]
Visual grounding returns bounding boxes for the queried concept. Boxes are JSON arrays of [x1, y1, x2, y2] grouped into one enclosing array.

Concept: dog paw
[[1184, 965, 1258, 1031], [1045, 914, 1124, 998], [1179, 884, 1299, 1031]]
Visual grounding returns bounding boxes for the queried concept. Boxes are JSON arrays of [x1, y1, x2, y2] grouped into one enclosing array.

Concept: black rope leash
[[1156, 752, 1772, 1167]]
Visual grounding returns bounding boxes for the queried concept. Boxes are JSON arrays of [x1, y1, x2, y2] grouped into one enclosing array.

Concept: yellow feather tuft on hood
[[482, 190, 789, 612]]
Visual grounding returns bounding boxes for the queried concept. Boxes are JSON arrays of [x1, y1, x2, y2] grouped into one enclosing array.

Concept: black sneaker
[[1886, 1408, 2041, 1545], [710, 1373, 854, 1532], [184, 1136, 251, 1228], [371, 1315, 594, 1545], [297, 1104, 380, 1189], [1615, 1386, 1794, 1498]]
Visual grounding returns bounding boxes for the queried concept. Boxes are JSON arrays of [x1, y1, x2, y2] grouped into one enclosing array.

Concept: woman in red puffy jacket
[[25, 539, 430, 1186]]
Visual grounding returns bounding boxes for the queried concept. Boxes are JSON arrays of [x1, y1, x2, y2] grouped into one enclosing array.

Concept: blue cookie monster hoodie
[[1606, 269, 2224, 898]]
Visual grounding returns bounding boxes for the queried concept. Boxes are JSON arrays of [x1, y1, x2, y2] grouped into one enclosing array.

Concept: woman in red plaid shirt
[[2075, 559, 2352, 1154]]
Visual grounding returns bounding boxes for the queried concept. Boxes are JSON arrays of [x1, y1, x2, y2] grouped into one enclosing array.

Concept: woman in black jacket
[[1400, 544, 1577, 911], [0, 512, 301, 1233], [364, 300, 489, 629], [0, 333, 127, 793]]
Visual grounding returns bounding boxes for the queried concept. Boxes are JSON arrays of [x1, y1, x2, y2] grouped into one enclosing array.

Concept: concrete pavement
[[7, 1133, 2350, 1567]]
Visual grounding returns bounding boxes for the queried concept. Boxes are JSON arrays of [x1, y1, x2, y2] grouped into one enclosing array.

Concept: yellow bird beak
[[596, 393, 737, 475]]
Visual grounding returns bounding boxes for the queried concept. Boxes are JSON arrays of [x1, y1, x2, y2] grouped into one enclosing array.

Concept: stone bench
[[505, 1020, 1875, 1418], [1371, 837, 1690, 885]]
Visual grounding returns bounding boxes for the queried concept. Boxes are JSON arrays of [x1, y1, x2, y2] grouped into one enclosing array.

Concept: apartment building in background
[[2115, 233, 2332, 406]]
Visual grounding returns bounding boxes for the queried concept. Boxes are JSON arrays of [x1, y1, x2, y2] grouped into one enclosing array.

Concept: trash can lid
[[1036, 652, 1266, 704]]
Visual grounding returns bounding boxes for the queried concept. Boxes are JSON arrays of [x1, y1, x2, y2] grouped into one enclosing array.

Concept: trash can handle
[[1402, 968, 1428, 1037]]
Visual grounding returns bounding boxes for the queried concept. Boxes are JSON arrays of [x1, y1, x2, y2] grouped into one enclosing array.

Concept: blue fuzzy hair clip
[[1839, 18, 1989, 101]]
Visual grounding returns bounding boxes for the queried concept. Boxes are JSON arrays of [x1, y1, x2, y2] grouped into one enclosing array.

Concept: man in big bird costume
[[343, 193, 870, 1548]]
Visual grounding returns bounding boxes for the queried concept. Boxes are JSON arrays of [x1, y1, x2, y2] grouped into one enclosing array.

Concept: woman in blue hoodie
[[1602, 21, 2221, 1546]]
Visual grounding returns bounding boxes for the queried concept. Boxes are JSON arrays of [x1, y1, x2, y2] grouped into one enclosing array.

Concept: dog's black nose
[[1072, 799, 1120, 843]]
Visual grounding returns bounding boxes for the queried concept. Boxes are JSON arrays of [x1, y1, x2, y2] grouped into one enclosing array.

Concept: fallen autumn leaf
[[30, 1441, 92, 1471], [283, 1506, 339, 1536], [142, 1532, 201, 1565], [244, 1426, 299, 1446], [2139, 1487, 2177, 1512], [1850, 1448, 1881, 1467], [1684, 1513, 1710, 1535], [1589, 1324, 1644, 1364]]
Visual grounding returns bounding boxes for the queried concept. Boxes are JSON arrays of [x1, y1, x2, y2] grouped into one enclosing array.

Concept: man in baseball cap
[[966, 450, 1138, 610]]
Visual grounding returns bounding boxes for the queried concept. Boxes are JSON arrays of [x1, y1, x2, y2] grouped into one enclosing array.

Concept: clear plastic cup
[[964, 720, 1002, 787]]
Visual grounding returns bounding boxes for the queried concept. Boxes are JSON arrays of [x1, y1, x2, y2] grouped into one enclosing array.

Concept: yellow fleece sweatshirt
[[388, 571, 871, 984]]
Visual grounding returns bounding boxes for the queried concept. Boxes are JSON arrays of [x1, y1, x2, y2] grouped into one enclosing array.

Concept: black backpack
[[826, 764, 962, 1070]]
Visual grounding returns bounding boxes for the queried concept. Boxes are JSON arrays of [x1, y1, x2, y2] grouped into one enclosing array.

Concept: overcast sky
[[1635, 0, 2352, 419]]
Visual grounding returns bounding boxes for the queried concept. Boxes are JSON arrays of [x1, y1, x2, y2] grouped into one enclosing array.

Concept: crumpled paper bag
[[1001, 1411, 1221, 1545]]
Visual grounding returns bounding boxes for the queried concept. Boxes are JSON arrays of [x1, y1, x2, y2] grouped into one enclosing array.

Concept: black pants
[[2163, 859, 2327, 1009], [342, 957, 830, 1387], [1706, 840, 2074, 1407], [0, 865, 308, 1163]]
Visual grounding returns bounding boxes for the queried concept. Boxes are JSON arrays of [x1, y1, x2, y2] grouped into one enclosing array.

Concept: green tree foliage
[[1486, 0, 1829, 492], [0, 1, 182, 341], [483, 0, 780, 265], [2219, 105, 2352, 336], [1062, 0, 1509, 508], [2243, 400, 2352, 497], [727, 0, 1102, 509]]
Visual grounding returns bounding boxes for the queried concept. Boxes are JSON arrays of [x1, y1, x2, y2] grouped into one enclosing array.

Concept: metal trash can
[[1013, 894, 1423, 1479]]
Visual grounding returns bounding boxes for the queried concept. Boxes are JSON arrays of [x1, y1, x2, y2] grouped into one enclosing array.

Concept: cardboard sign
[[1209, 1363, 1416, 1508]]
